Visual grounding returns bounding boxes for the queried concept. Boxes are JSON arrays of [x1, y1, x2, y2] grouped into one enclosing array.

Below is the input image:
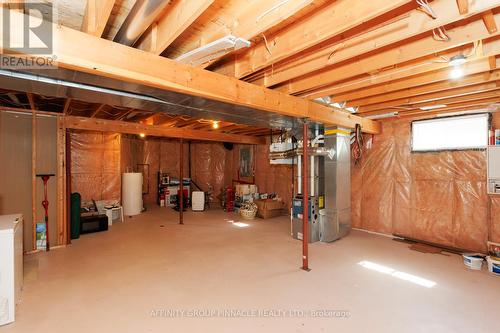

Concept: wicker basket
[[240, 202, 257, 220]]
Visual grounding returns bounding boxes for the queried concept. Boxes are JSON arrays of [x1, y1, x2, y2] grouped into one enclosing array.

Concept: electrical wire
[[351, 123, 364, 165], [416, 0, 437, 19]]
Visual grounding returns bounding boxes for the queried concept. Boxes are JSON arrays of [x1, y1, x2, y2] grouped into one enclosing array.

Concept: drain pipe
[[297, 154, 302, 194], [302, 121, 309, 271], [114, 0, 171, 46], [179, 138, 184, 225]]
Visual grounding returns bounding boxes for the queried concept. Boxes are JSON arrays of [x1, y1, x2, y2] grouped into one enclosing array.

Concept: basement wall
[[70, 131, 121, 202], [72, 132, 233, 206], [231, 143, 293, 211], [352, 114, 500, 252], [0, 112, 59, 251]]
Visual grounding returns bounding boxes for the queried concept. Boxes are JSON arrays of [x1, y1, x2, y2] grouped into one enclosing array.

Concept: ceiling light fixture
[[212, 121, 219, 129], [365, 112, 399, 120], [419, 104, 447, 111], [176, 35, 251, 67], [449, 54, 467, 66], [450, 67, 464, 79], [449, 54, 466, 79], [139, 133, 146, 138]]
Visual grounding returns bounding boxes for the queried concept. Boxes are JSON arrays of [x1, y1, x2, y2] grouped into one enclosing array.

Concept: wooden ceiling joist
[[215, 0, 414, 79], [352, 69, 500, 109], [81, 0, 116, 37], [90, 104, 106, 118], [135, 0, 214, 54], [64, 116, 266, 145], [62, 98, 72, 114], [358, 80, 500, 113], [26, 93, 36, 110], [250, 0, 500, 88], [394, 98, 499, 118], [456, 0, 469, 15], [332, 57, 498, 103], [483, 10, 499, 34], [1, 9, 380, 134], [278, 14, 500, 97]]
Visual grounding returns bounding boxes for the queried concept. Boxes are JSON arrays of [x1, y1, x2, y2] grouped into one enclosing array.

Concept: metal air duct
[[114, 0, 171, 46]]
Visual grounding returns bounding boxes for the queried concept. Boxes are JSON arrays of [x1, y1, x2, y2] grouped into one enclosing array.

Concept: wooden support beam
[[64, 116, 267, 145], [490, 56, 498, 69], [393, 97, 500, 118], [90, 104, 105, 118], [31, 108, 36, 251], [0, 9, 380, 134], [27, 93, 36, 110], [217, 0, 413, 78], [135, 0, 214, 54], [62, 98, 71, 115], [456, 0, 469, 15], [332, 57, 498, 103], [353, 69, 500, 110], [115, 109, 135, 121], [359, 81, 500, 113], [81, 0, 116, 37], [56, 115, 67, 245], [483, 10, 498, 34], [250, 0, 500, 87], [363, 91, 500, 116], [286, 15, 500, 98], [163, 0, 327, 65]]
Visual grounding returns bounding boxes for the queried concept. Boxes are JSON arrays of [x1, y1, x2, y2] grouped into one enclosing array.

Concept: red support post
[[302, 121, 309, 271], [179, 138, 184, 225]]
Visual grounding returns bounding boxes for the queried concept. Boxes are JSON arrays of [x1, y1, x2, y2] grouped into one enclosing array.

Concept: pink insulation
[[352, 115, 500, 252], [70, 131, 121, 202]]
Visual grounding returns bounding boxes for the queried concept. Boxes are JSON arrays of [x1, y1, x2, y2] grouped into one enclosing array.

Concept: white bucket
[[486, 256, 500, 276], [462, 253, 484, 270]]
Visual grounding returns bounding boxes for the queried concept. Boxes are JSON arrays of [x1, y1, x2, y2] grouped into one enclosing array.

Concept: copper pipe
[[179, 139, 184, 225], [302, 122, 309, 271]]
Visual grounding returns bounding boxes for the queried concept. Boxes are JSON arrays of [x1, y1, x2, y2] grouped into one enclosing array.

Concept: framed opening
[[411, 113, 489, 152]]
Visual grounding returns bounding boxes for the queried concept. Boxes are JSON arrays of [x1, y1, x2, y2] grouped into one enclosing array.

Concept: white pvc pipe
[[297, 154, 302, 194], [310, 156, 315, 195]]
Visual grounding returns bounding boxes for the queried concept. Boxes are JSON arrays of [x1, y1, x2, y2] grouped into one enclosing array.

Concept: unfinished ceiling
[[2, 0, 500, 127]]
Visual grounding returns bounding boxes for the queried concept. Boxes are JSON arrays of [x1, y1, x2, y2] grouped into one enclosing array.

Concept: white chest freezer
[[0, 214, 23, 326]]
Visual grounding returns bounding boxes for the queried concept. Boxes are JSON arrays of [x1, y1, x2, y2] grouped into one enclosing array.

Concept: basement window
[[411, 113, 489, 152]]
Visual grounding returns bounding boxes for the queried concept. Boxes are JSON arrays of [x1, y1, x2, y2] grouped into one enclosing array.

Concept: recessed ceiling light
[[419, 104, 447, 111]]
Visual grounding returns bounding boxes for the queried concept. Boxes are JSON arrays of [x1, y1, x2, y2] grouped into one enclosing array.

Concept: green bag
[[70, 192, 81, 239]]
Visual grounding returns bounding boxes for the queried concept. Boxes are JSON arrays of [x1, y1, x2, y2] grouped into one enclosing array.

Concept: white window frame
[[411, 113, 489, 152]]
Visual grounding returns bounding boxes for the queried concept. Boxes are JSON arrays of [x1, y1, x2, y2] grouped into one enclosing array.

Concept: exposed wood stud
[[64, 116, 267, 145], [27, 93, 36, 110], [1, 10, 381, 134], [90, 104, 106, 118], [483, 10, 498, 34], [135, 0, 214, 55], [489, 56, 497, 70], [456, 0, 468, 15], [56, 116, 67, 245], [63, 98, 72, 115], [31, 109, 36, 251], [81, 0, 116, 37]]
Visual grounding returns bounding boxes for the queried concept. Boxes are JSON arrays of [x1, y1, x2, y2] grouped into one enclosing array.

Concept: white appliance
[[191, 191, 205, 212], [0, 214, 23, 326], [122, 173, 143, 216]]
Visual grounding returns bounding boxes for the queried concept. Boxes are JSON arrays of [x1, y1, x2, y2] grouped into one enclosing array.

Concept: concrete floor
[[3, 206, 499, 333]]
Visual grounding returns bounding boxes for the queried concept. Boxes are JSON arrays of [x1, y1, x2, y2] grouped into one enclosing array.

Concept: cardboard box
[[255, 199, 285, 219]]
